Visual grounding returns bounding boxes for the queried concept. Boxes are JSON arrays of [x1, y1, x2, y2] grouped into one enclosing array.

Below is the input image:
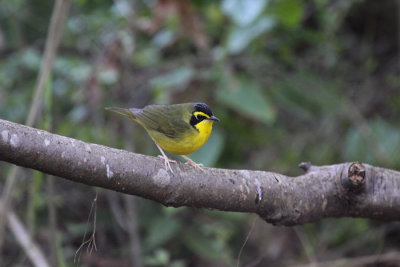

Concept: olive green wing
[[131, 104, 193, 139]]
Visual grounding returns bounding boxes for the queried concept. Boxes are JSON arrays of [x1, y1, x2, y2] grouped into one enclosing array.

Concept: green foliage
[[150, 67, 195, 94], [274, 0, 302, 28], [345, 119, 400, 164], [217, 75, 276, 124], [226, 16, 276, 54], [221, 0, 268, 27], [221, 0, 277, 54]]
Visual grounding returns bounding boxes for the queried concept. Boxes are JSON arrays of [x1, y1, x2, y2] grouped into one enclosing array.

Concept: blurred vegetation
[[0, 0, 399, 266]]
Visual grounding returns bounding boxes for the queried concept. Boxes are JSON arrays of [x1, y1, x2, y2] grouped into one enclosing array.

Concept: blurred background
[[0, 0, 399, 266]]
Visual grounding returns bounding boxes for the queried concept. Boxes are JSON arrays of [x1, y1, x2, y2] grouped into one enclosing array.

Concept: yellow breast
[[149, 120, 214, 155]]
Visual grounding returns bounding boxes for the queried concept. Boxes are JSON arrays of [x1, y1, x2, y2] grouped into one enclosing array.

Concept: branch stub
[[347, 162, 366, 193], [298, 162, 312, 173]]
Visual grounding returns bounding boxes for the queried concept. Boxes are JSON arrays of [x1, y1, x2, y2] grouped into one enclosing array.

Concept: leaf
[[221, 0, 268, 27], [150, 67, 194, 90], [98, 68, 119, 85], [344, 119, 400, 164], [226, 16, 275, 54], [134, 47, 160, 66], [145, 249, 170, 266], [152, 29, 175, 49], [273, 0, 302, 28], [217, 77, 276, 124], [272, 71, 344, 119], [20, 49, 41, 70]]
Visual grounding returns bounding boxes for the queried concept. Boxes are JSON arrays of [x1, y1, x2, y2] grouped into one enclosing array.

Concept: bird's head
[[190, 103, 219, 131]]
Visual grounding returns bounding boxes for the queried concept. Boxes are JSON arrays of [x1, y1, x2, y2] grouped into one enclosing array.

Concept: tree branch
[[1, 118, 400, 226]]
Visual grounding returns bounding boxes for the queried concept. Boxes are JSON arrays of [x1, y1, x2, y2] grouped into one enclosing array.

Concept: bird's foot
[[181, 155, 204, 170], [158, 155, 176, 173], [155, 143, 176, 173]]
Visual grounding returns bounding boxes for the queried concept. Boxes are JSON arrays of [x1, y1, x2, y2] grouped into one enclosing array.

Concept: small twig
[[298, 162, 312, 173], [237, 216, 257, 267], [74, 191, 98, 264]]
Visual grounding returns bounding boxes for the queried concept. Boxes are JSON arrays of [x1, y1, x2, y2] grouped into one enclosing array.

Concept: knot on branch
[[298, 162, 312, 173], [346, 162, 366, 193]]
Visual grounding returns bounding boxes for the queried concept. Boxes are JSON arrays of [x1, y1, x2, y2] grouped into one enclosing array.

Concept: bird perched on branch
[[106, 103, 219, 172]]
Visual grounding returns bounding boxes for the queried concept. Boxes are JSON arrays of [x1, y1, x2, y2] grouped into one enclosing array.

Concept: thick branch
[[1, 118, 400, 225]]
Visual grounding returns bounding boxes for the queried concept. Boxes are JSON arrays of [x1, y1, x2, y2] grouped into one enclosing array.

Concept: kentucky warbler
[[106, 103, 219, 172]]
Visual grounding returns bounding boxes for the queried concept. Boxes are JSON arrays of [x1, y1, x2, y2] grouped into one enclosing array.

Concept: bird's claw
[[158, 155, 176, 173], [183, 157, 204, 171]]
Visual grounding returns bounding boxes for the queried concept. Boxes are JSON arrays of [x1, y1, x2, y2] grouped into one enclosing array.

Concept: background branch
[[1, 118, 400, 226], [0, 0, 70, 258], [0, 200, 50, 267]]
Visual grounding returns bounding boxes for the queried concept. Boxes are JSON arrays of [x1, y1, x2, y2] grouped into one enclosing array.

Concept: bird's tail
[[105, 107, 137, 120]]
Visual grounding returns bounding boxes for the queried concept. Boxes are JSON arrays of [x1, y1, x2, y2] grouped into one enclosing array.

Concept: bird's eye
[[196, 115, 206, 121], [190, 113, 208, 128]]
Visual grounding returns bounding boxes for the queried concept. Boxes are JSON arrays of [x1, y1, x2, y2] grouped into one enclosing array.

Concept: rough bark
[[1, 118, 399, 226]]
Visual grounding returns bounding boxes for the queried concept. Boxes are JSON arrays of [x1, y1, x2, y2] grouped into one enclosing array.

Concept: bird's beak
[[208, 115, 219, 122]]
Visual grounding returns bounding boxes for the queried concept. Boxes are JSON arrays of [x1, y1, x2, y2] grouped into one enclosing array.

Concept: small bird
[[106, 103, 219, 172]]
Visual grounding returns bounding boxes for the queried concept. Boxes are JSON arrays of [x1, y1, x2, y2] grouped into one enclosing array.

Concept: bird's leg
[[181, 155, 204, 169], [155, 143, 176, 173]]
